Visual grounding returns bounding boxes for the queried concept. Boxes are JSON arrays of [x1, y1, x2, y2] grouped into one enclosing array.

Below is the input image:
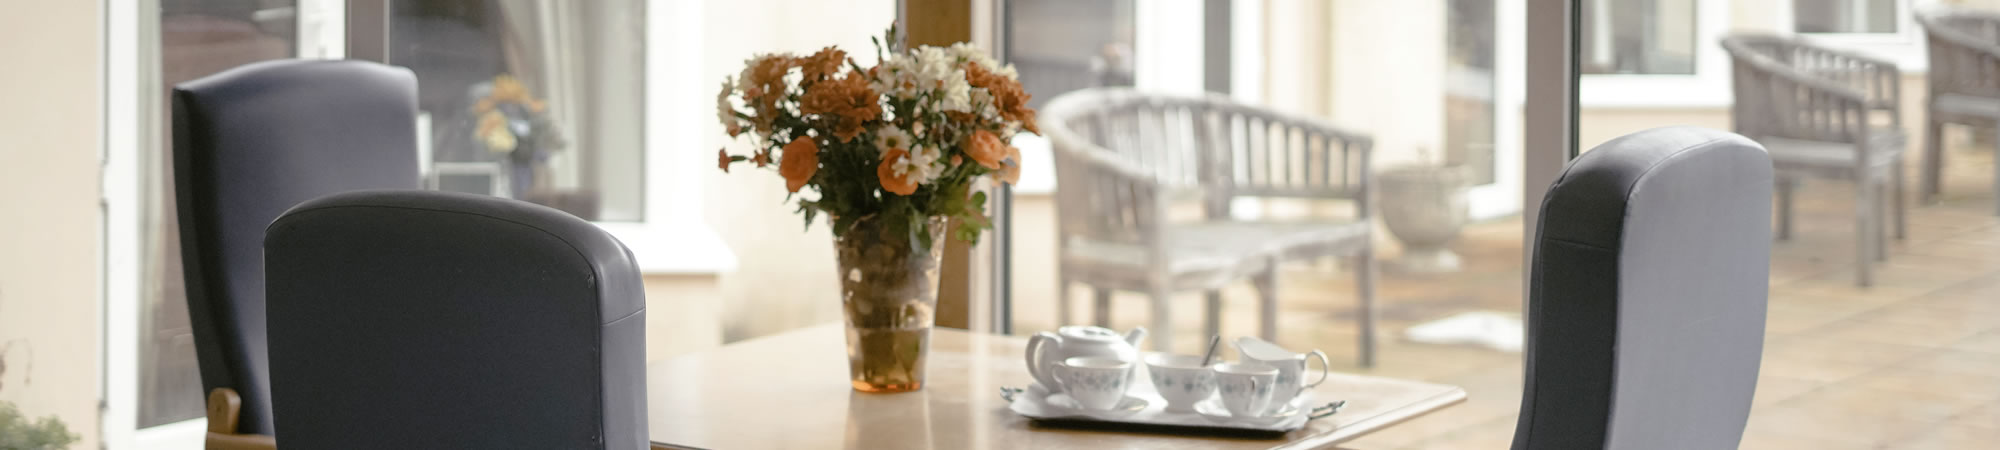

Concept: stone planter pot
[[1379, 164, 1471, 273]]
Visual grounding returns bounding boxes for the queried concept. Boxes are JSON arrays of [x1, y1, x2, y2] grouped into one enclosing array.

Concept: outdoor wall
[[1580, 74, 1935, 154], [1325, 0, 1448, 169], [1260, 1, 1334, 119], [0, 1, 103, 448]]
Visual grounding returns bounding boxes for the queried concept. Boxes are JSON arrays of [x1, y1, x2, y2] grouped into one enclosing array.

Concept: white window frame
[[1577, 0, 1733, 108], [608, 0, 737, 274], [103, 1, 729, 448], [1782, 0, 1929, 71], [1471, 0, 1529, 220]]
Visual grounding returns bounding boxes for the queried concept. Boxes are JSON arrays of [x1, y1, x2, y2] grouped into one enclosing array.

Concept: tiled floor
[[1012, 144, 2000, 448]]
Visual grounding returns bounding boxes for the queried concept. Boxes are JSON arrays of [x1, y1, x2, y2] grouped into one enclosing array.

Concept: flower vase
[[835, 215, 946, 393]]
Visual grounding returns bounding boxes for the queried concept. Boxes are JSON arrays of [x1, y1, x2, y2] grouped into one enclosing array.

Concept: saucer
[[1045, 393, 1149, 418], [1194, 398, 1301, 426]]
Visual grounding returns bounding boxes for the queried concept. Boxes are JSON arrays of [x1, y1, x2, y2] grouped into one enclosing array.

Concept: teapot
[[1025, 326, 1147, 391]]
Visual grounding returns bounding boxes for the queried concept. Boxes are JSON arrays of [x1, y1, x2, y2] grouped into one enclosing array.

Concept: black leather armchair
[[1512, 127, 1774, 449], [171, 59, 420, 447], [264, 190, 647, 448]]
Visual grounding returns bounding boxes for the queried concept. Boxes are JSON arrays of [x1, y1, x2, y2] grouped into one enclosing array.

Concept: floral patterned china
[[1054, 356, 1135, 410], [1235, 337, 1332, 409], [1213, 362, 1280, 418], [1194, 398, 1303, 427], [1043, 393, 1149, 417], [1142, 353, 1217, 412]]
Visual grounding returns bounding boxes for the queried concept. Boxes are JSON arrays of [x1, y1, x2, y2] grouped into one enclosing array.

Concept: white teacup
[[1055, 356, 1133, 410], [1236, 337, 1331, 405], [1213, 362, 1279, 417], [1143, 353, 1217, 412]]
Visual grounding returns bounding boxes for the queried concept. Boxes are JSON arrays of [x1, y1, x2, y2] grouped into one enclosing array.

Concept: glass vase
[[834, 215, 945, 393]]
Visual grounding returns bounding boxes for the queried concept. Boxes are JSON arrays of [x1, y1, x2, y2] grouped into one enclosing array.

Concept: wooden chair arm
[[206, 388, 276, 450]]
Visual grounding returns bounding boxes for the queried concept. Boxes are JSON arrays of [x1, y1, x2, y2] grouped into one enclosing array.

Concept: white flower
[[892, 144, 946, 184], [873, 126, 913, 156], [950, 42, 999, 69], [914, 47, 955, 87], [970, 87, 996, 118], [873, 54, 927, 101], [715, 78, 739, 127], [938, 69, 972, 113]]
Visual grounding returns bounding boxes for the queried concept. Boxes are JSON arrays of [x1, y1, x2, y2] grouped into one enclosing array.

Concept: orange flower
[[799, 70, 882, 143], [798, 47, 847, 83], [964, 129, 1007, 169], [877, 149, 919, 195], [751, 150, 772, 168], [717, 148, 733, 173], [778, 136, 819, 193], [741, 55, 799, 134], [965, 62, 1040, 134], [993, 146, 1022, 185]]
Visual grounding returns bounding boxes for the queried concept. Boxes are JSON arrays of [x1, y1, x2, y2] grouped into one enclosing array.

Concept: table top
[[647, 324, 1466, 450]]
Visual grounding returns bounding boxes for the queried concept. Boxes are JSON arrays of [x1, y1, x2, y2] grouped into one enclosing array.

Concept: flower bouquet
[[715, 27, 1036, 393], [472, 74, 567, 198]]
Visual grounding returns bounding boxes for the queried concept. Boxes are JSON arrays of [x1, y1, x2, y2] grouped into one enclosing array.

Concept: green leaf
[[915, 220, 935, 252], [802, 207, 818, 231], [832, 213, 859, 237]]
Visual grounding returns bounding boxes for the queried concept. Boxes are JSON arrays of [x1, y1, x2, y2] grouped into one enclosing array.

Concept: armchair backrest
[[263, 190, 647, 449], [170, 59, 419, 435], [1920, 9, 2000, 100], [1042, 88, 1372, 247], [1722, 34, 1902, 147], [1513, 126, 1772, 449]]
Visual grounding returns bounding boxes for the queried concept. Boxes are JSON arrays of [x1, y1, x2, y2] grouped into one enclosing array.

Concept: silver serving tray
[[1002, 380, 1342, 433]]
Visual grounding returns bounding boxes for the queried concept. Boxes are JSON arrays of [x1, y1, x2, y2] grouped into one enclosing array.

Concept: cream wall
[[699, 0, 896, 342], [1325, 0, 1449, 169], [0, 1, 103, 448], [1261, 0, 1334, 118]]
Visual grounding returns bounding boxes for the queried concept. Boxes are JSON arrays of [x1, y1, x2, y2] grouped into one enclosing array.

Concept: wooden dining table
[[647, 324, 1466, 449]]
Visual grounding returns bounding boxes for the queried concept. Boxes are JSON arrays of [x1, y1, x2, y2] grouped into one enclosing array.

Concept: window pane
[[1004, 1, 1529, 393], [1796, 0, 1898, 33], [1447, 0, 1498, 185], [145, 0, 300, 428], [1006, 0, 1137, 109], [1579, 0, 1697, 74], [390, 0, 646, 222]]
